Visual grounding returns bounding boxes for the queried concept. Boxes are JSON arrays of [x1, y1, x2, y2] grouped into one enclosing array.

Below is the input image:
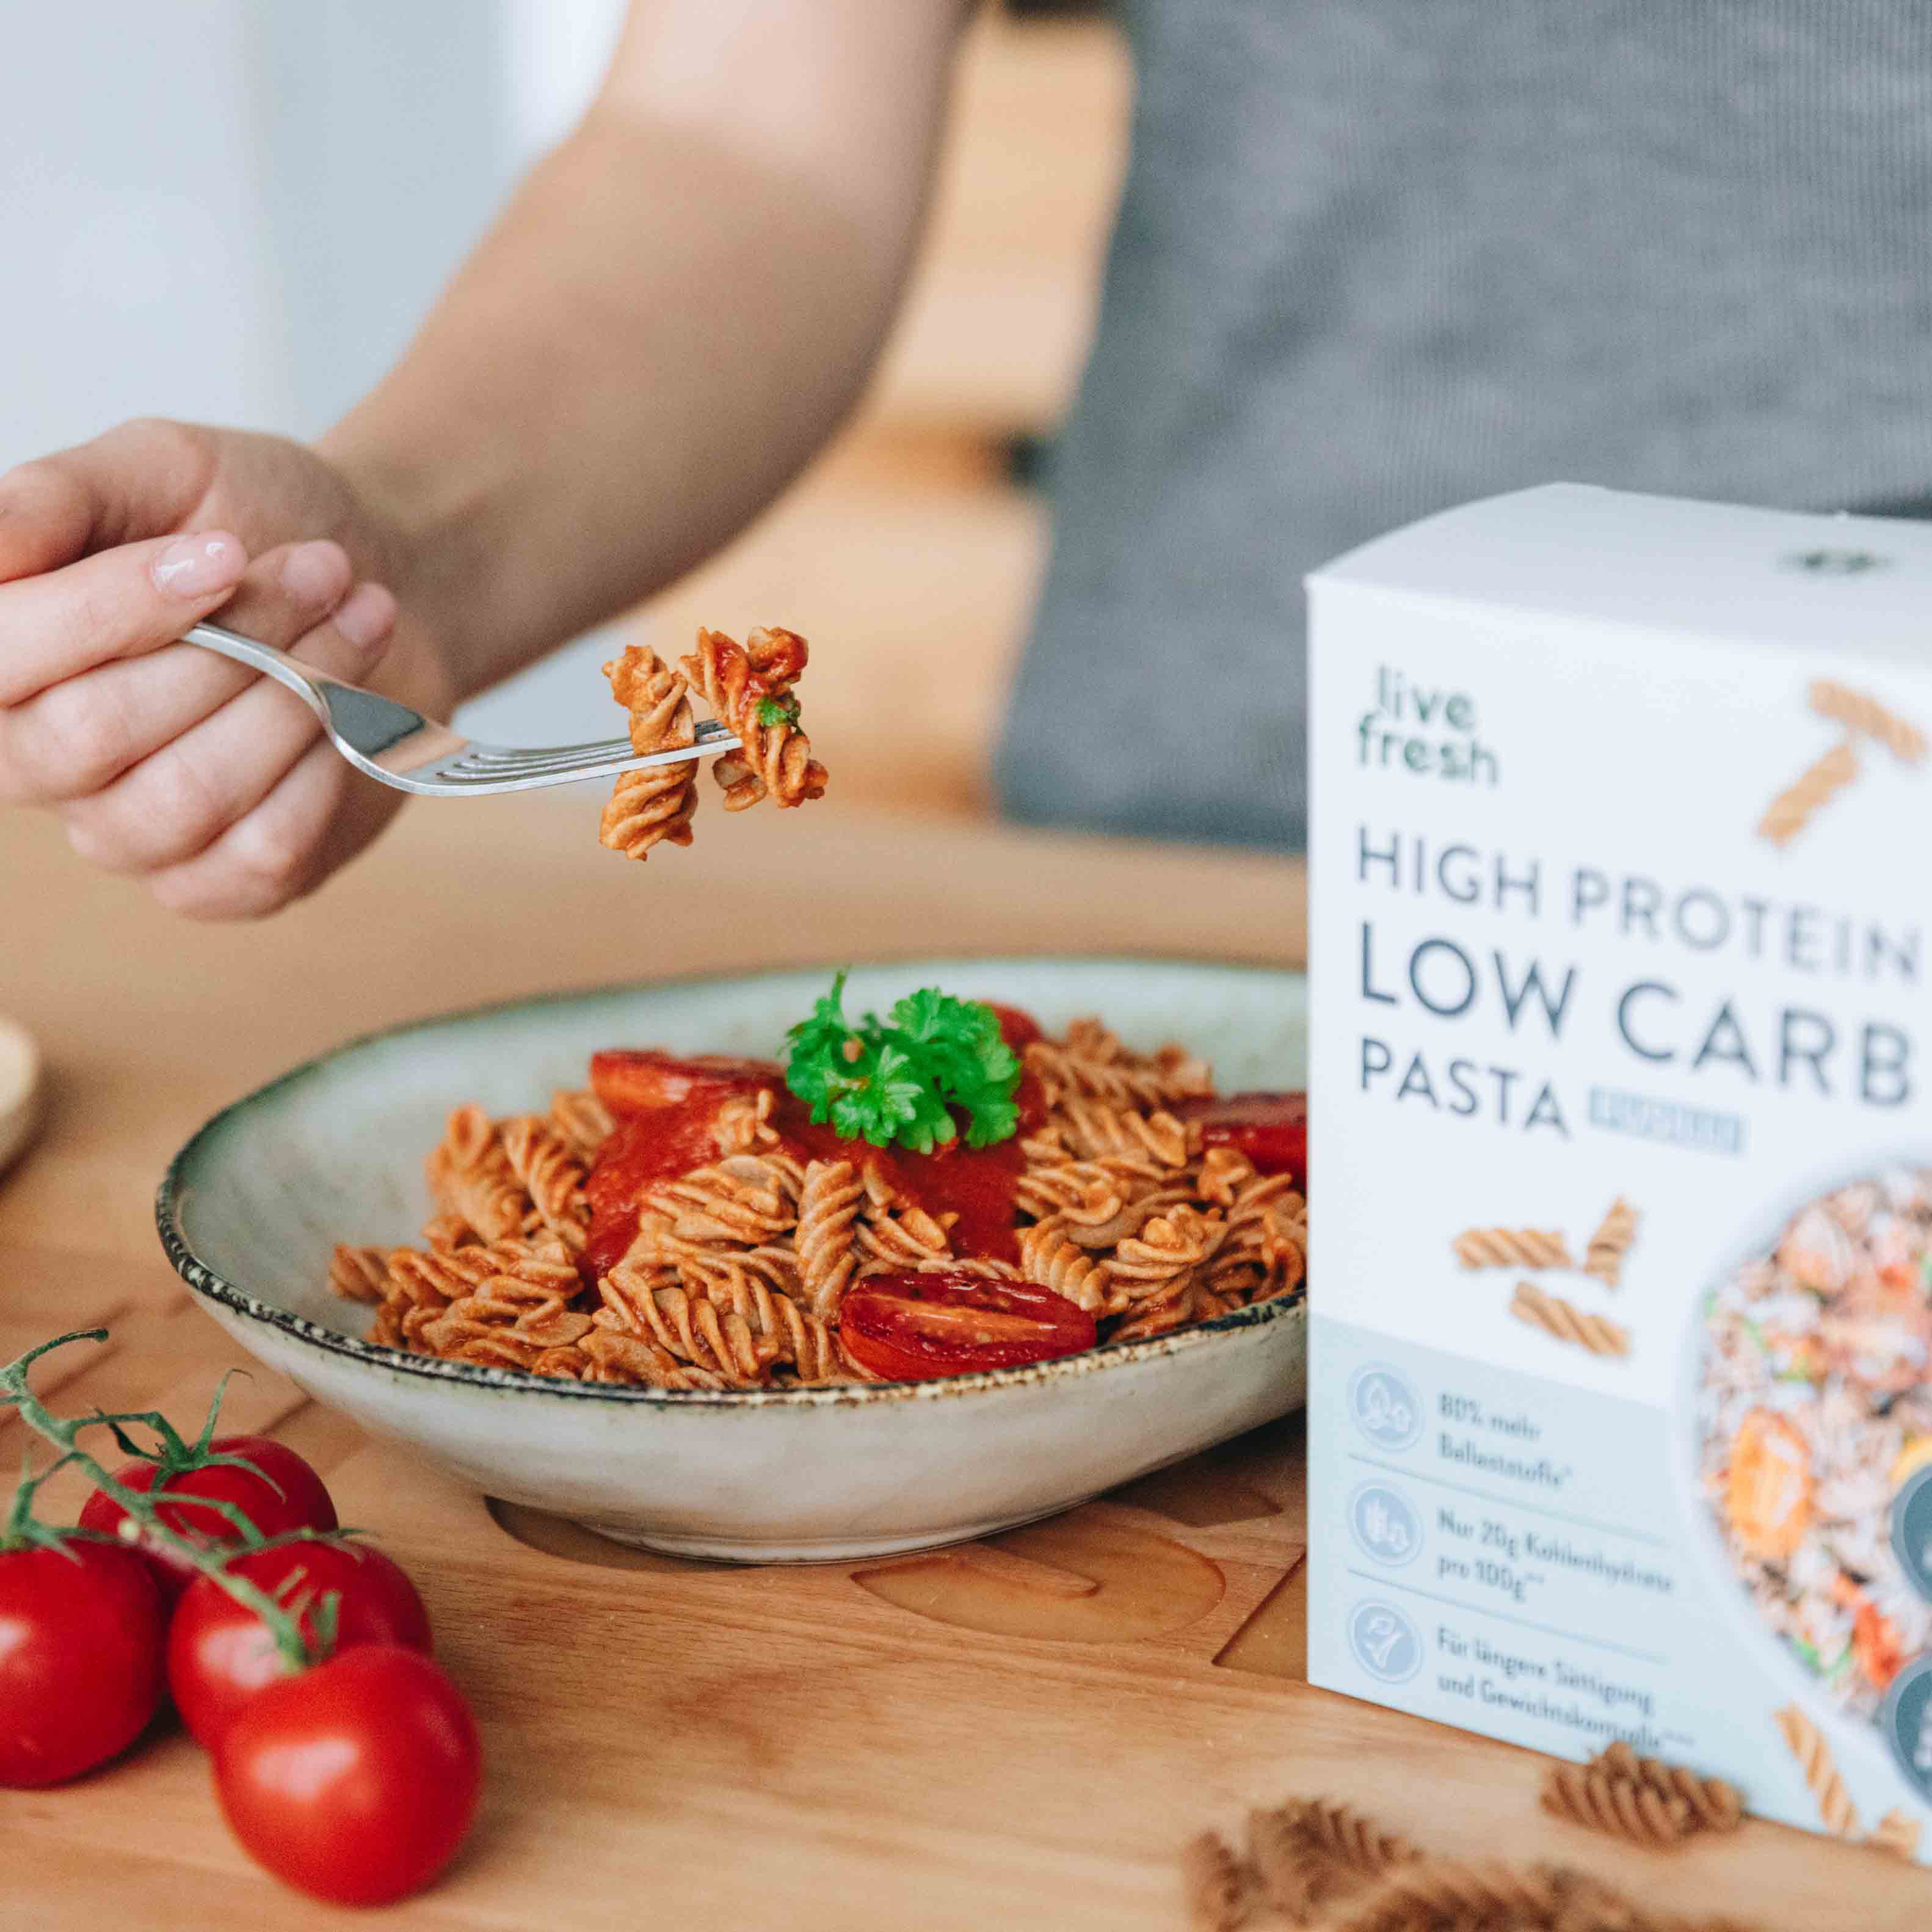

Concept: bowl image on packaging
[[158, 959, 1308, 1563], [1676, 1158, 1932, 1798]]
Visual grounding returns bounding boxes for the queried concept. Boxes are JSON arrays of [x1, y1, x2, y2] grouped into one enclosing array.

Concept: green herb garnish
[[784, 971, 1022, 1152], [756, 695, 801, 728]]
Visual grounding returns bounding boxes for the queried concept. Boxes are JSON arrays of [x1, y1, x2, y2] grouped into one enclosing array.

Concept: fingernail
[[153, 532, 245, 598], [279, 539, 350, 606], [332, 582, 396, 651]]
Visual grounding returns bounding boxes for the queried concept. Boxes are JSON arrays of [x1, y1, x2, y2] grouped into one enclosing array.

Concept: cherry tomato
[[169, 1541, 433, 1748], [1178, 1091, 1307, 1184], [79, 1437, 338, 1606], [589, 1048, 779, 1116], [0, 1539, 165, 1787], [213, 1645, 482, 1907], [840, 1270, 1097, 1381]]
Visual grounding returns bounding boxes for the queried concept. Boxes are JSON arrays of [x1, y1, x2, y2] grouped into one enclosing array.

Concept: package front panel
[[1307, 551, 1932, 1855]]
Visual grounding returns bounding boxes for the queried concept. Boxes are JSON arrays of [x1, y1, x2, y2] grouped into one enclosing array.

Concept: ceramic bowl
[[158, 959, 1307, 1562]]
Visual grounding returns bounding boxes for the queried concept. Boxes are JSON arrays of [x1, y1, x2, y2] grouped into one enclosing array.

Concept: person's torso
[[1001, 1, 1932, 849]]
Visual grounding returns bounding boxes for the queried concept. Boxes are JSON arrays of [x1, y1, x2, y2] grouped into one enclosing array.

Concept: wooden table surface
[[2, 797, 1926, 1930]]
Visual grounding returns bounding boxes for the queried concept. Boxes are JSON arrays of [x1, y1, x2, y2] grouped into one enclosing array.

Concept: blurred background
[[0, 0, 1128, 819]]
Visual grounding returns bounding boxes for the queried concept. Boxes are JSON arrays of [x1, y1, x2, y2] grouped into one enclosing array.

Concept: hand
[[0, 418, 456, 917]]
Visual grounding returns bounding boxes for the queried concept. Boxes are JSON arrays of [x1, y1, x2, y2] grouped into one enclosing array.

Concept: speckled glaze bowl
[[158, 961, 1307, 1562]]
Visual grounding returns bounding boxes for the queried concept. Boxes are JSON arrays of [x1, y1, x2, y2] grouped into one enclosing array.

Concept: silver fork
[[184, 620, 739, 796]]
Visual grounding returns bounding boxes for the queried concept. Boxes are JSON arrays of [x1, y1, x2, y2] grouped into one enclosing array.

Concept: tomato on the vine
[[840, 1269, 1097, 1381], [169, 1540, 433, 1747], [213, 1644, 482, 1907], [79, 1436, 337, 1605], [0, 1539, 166, 1787]]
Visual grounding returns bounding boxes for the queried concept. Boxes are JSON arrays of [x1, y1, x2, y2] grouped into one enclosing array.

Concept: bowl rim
[[156, 956, 1308, 1412]]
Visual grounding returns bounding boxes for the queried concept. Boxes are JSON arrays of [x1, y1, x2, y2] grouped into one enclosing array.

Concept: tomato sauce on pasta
[[329, 1005, 1309, 1390]]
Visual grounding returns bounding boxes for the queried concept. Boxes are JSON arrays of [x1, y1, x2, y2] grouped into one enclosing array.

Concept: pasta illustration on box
[[1305, 485, 1932, 1862]]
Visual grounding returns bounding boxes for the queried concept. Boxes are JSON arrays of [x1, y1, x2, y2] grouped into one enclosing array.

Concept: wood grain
[[0, 804, 1923, 1928]]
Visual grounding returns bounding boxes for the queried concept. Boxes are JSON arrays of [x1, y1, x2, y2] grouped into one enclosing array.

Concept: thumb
[[0, 418, 216, 583]]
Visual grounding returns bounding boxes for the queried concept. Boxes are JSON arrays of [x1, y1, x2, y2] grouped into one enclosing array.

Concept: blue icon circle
[[1891, 1466, 1932, 1604], [1348, 1363, 1422, 1451], [1347, 1599, 1423, 1683], [1883, 1655, 1932, 1802], [1348, 1483, 1423, 1567]]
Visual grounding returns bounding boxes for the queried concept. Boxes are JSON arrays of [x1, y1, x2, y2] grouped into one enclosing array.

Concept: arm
[[0, 0, 968, 914], [327, 0, 972, 695]]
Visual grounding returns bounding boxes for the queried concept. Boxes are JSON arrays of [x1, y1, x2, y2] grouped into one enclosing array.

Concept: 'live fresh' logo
[[1357, 666, 1498, 786]]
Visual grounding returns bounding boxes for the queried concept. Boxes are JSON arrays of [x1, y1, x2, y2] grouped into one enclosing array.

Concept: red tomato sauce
[[979, 1001, 1044, 1050], [578, 1103, 730, 1285], [576, 1022, 1047, 1286], [766, 1091, 1029, 1265]]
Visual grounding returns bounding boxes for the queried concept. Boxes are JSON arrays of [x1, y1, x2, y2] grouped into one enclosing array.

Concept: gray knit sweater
[[996, 1, 1932, 851]]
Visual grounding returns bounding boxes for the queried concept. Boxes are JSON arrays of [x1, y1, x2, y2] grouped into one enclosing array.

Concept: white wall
[[0, 0, 623, 457], [0, 0, 627, 732]]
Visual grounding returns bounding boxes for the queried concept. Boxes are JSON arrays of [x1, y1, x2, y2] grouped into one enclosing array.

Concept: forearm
[[322, 3, 966, 698]]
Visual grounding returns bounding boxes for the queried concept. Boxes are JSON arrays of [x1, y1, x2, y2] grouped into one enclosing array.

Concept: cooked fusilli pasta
[[598, 625, 827, 859], [680, 625, 827, 811], [329, 1013, 1307, 1389], [598, 645, 700, 860]]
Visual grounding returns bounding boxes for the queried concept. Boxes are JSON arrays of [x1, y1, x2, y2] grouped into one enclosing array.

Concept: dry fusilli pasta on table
[[1185, 1792, 1770, 1932]]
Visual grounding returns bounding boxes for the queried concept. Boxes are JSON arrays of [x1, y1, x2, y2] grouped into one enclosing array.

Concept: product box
[[1306, 484, 1932, 1858]]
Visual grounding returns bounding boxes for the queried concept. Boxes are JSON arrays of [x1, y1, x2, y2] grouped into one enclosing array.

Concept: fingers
[[0, 418, 216, 581], [143, 739, 374, 922], [0, 539, 355, 804], [60, 584, 397, 876], [0, 527, 252, 708]]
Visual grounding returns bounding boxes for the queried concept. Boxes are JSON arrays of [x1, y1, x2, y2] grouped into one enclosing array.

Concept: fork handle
[[183, 622, 333, 725]]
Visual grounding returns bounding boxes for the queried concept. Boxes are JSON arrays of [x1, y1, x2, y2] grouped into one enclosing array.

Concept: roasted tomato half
[[589, 1050, 780, 1116], [1177, 1091, 1306, 1184], [840, 1271, 1097, 1382]]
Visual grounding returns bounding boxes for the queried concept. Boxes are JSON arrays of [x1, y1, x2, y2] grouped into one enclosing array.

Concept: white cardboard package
[[1306, 484, 1932, 1858]]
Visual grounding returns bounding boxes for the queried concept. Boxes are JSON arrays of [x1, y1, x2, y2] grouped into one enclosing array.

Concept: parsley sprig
[[755, 695, 802, 728], [784, 973, 1022, 1152]]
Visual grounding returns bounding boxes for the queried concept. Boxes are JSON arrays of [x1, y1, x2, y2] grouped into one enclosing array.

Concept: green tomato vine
[[1, 1329, 336, 1671]]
